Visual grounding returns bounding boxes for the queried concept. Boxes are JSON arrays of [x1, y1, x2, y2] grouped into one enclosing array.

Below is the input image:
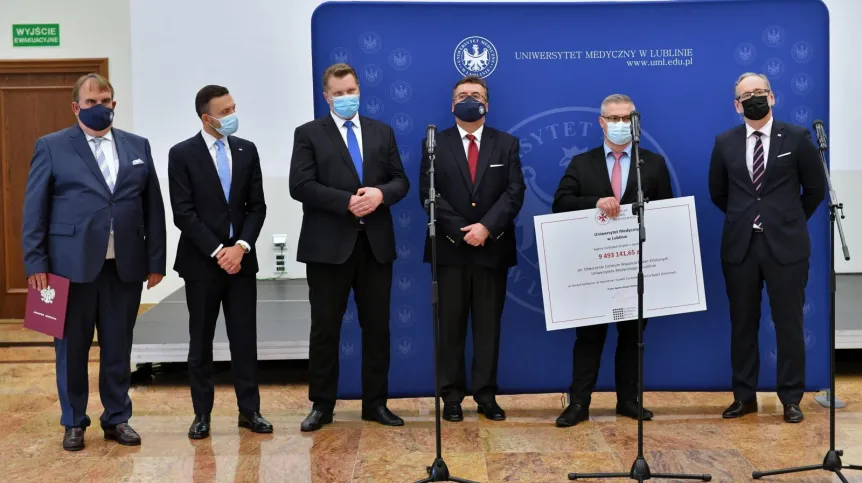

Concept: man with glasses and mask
[[419, 75, 525, 422], [709, 72, 824, 423], [551, 94, 672, 427]]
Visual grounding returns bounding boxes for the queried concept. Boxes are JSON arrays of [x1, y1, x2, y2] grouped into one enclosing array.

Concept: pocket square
[[489, 164, 504, 167], [132, 159, 145, 165], [777, 152, 791, 158]]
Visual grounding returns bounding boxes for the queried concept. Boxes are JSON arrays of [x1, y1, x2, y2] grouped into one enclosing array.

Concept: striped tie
[[752, 131, 764, 227], [93, 137, 115, 192]]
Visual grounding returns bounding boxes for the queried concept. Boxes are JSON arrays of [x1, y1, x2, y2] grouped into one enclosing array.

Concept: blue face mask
[[78, 104, 114, 131], [606, 121, 632, 145], [332, 94, 360, 119], [210, 113, 238, 136], [453, 97, 487, 123]]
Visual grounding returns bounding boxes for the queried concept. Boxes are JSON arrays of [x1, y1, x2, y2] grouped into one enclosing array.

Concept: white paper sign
[[534, 196, 707, 331]]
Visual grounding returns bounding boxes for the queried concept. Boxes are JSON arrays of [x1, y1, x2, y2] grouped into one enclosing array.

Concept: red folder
[[23, 274, 70, 339]]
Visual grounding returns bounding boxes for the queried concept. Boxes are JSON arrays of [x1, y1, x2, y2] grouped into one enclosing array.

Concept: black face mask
[[741, 95, 770, 121]]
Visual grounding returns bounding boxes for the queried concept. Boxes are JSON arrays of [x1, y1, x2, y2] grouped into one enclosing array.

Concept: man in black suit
[[552, 94, 673, 427], [289, 63, 409, 432], [709, 73, 825, 423], [419, 76, 525, 422], [168, 85, 272, 438]]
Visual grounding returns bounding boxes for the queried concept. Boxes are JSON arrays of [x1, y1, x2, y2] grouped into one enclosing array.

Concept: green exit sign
[[12, 24, 60, 47]]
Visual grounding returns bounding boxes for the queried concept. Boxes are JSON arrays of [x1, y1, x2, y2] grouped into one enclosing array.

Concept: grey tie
[[93, 137, 115, 192]]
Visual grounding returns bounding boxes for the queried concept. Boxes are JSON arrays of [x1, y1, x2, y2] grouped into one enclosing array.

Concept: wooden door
[[0, 59, 108, 319]]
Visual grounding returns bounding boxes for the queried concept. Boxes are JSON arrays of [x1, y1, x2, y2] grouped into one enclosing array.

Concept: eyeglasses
[[454, 92, 486, 102], [602, 115, 631, 123], [736, 88, 770, 101]]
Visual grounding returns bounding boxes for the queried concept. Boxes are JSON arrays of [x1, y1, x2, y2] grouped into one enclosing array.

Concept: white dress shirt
[[745, 116, 772, 178], [331, 110, 364, 155], [200, 130, 250, 257], [85, 131, 119, 259], [745, 117, 773, 229], [201, 128, 232, 176], [457, 124, 484, 158]]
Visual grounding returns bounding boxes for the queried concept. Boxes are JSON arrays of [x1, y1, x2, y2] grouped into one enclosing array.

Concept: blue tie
[[344, 120, 363, 183], [215, 140, 234, 238]]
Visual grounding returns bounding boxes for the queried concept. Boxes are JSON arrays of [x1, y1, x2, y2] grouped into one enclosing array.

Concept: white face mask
[[606, 121, 632, 145]]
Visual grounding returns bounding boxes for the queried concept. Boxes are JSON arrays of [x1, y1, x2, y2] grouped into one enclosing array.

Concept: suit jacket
[[167, 133, 267, 280], [553, 145, 673, 214], [289, 114, 409, 265], [419, 126, 525, 268], [21, 125, 167, 283], [708, 120, 826, 265]]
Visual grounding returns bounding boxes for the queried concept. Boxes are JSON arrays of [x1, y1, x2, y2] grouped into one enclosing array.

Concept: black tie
[[752, 131, 764, 227]]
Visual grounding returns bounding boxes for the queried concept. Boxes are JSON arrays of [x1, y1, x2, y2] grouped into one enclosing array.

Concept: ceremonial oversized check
[[534, 196, 706, 331]]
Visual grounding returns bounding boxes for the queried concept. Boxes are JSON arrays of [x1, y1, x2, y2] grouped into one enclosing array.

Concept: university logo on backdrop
[[454, 36, 499, 78], [762, 25, 785, 47]]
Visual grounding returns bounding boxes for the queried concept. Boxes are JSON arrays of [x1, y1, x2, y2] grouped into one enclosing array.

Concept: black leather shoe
[[616, 400, 654, 421], [103, 423, 141, 446], [361, 406, 404, 426], [722, 400, 758, 419], [784, 404, 804, 423], [188, 414, 211, 439], [300, 410, 333, 432], [556, 403, 589, 427], [238, 412, 273, 433], [63, 427, 85, 451], [477, 401, 506, 421], [443, 402, 463, 422]]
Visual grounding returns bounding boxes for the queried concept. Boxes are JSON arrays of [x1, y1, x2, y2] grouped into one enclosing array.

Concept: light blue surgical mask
[[606, 121, 632, 145], [332, 94, 360, 119], [211, 113, 238, 136]]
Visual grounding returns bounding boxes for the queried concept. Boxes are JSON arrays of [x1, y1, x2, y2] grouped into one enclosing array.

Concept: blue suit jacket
[[21, 125, 167, 283]]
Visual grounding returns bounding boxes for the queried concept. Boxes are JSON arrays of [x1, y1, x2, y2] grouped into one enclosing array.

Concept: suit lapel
[[69, 127, 111, 194], [112, 129, 132, 190], [445, 129, 473, 191], [359, 116, 372, 183], [194, 133, 228, 205], [472, 128, 495, 195], [762, 121, 785, 190], [322, 116, 361, 184], [591, 148, 614, 197], [620, 148, 638, 201], [227, 136, 245, 202]]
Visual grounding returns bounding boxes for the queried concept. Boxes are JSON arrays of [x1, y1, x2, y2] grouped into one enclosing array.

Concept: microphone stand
[[568, 113, 711, 483], [752, 123, 856, 482], [415, 130, 477, 483]]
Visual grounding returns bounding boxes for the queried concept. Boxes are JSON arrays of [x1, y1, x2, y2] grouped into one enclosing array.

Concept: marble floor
[[2, 320, 862, 482]]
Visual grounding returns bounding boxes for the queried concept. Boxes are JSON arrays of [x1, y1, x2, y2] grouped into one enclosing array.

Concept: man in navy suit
[[21, 73, 167, 451]]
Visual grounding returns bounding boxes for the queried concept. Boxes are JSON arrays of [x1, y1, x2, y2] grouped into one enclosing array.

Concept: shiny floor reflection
[[1, 332, 862, 481]]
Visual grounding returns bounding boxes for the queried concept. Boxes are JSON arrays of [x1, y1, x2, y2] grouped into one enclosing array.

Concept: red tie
[[466, 134, 478, 182]]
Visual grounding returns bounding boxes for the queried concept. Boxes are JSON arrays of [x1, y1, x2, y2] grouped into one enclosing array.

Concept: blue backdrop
[[309, 0, 831, 398]]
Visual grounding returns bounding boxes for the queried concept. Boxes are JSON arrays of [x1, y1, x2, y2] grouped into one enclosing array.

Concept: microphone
[[629, 111, 641, 143], [426, 124, 437, 154], [812, 119, 828, 150]]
